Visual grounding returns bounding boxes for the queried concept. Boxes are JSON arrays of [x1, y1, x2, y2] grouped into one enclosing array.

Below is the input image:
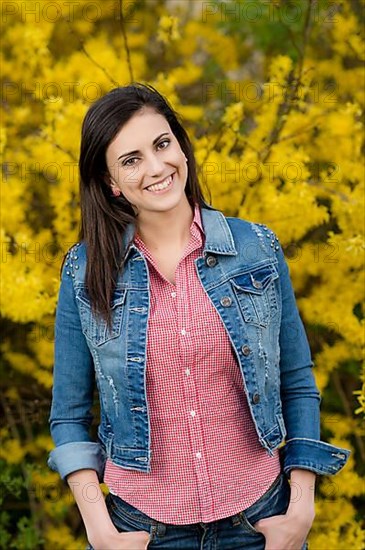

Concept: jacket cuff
[[47, 441, 107, 482], [279, 438, 351, 476]]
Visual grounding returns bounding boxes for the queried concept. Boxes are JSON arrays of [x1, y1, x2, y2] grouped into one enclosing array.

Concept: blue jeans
[[87, 471, 309, 549]]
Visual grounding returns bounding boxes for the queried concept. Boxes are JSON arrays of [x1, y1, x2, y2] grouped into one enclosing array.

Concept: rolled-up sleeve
[[47, 441, 106, 482], [48, 250, 106, 482], [275, 234, 351, 475]]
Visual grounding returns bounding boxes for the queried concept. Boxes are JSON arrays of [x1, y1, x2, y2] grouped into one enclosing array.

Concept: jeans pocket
[[239, 471, 290, 534], [106, 493, 157, 541]]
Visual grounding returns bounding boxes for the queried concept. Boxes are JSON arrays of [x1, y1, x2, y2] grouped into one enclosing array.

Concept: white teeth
[[146, 175, 173, 192]]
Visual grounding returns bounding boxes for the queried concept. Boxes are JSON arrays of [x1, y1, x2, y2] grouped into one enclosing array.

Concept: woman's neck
[[136, 199, 194, 252]]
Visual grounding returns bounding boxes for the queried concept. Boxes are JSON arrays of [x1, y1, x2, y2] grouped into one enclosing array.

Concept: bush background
[[1, 0, 364, 548]]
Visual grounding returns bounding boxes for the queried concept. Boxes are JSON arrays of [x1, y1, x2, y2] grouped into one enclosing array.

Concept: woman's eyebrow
[[117, 132, 170, 160]]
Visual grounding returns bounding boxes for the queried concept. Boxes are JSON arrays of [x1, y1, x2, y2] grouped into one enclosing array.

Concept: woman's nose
[[144, 152, 165, 176]]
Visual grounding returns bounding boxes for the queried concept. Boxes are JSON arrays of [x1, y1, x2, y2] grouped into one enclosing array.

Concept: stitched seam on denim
[[284, 462, 343, 474], [108, 499, 200, 531], [109, 497, 156, 527], [239, 513, 259, 535]]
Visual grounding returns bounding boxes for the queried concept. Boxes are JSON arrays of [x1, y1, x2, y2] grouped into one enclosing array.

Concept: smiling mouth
[[145, 173, 174, 192]]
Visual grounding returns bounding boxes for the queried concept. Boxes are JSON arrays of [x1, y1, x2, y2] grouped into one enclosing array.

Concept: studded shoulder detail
[[250, 222, 280, 254], [64, 242, 81, 278]]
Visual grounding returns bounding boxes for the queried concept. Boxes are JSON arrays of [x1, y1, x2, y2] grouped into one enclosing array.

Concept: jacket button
[[242, 345, 251, 356], [220, 296, 232, 307], [252, 279, 262, 289], [206, 255, 217, 267], [252, 392, 260, 404]]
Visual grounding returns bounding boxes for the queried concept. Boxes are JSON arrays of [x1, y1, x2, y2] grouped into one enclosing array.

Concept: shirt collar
[[122, 203, 237, 262], [192, 202, 204, 236]]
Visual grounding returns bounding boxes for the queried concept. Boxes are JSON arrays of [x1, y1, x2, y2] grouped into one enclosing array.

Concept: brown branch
[[260, 0, 315, 159], [298, 0, 315, 79], [277, 105, 338, 143], [63, 18, 119, 87], [236, 0, 316, 216], [247, 65, 315, 117], [118, 0, 134, 83], [199, 124, 226, 168], [80, 44, 119, 86], [277, 14, 303, 59], [14, 399, 33, 443], [306, 179, 353, 202], [41, 131, 77, 163]]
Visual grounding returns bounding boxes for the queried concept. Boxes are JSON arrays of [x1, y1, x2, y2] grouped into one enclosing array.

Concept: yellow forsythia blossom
[[1, 0, 363, 546]]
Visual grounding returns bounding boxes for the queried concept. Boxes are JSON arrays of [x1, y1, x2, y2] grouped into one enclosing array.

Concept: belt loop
[[230, 513, 242, 527], [155, 521, 167, 536]]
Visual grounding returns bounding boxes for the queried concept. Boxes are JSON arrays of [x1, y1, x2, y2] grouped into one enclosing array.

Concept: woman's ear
[[108, 176, 121, 197], [107, 176, 138, 215]]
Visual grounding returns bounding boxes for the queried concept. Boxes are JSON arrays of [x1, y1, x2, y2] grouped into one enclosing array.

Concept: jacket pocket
[[230, 263, 279, 327], [75, 285, 127, 346]]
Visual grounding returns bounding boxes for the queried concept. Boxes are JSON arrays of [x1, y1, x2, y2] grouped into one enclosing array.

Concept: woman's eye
[[157, 139, 170, 149], [122, 157, 138, 167], [121, 140, 170, 166]]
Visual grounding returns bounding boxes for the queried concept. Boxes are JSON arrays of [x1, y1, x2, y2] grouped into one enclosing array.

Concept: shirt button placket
[[175, 245, 214, 520]]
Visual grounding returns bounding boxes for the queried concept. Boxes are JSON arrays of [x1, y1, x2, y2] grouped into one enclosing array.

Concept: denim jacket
[[48, 205, 350, 481]]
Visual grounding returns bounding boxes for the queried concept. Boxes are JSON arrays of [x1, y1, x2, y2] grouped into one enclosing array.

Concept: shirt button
[[185, 368, 190, 376], [252, 392, 260, 404], [242, 345, 251, 356], [206, 255, 217, 267], [196, 452, 202, 459], [171, 291, 177, 298], [190, 410, 196, 417], [220, 296, 232, 307], [181, 329, 186, 336]]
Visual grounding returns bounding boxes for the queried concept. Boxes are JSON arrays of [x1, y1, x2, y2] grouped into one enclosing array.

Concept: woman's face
[[105, 107, 189, 220]]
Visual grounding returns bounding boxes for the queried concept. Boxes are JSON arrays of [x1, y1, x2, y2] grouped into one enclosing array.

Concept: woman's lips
[[145, 173, 175, 194]]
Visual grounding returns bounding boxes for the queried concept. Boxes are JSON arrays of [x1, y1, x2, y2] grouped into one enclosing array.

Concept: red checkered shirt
[[103, 203, 281, 524]]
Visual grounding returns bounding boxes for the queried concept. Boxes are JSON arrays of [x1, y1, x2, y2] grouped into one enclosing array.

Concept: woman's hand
[[253, 508, 314, 550], [253, 468, 316, 549], [90, 526, 151, 550], [66, 470, 151, 550]]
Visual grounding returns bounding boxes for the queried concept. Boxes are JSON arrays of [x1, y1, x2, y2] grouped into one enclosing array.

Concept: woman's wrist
[[286, 468, 316, 522], [87, 523, 119, 548], [66, 470, 117, 546]]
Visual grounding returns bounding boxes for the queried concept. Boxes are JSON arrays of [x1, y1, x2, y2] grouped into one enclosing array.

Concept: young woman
[[48, 83, 350, 550]]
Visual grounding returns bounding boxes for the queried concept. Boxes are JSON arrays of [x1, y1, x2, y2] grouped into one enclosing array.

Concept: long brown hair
[[62, 83, 210, 330]]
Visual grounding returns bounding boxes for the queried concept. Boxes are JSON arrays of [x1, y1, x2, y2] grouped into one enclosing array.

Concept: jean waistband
[[108, 471, 285, 534]]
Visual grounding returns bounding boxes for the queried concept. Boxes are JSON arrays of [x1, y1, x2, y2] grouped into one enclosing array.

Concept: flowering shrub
[[1, 0, 364, 547]]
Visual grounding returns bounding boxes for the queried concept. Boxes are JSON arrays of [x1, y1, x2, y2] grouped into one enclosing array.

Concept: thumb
[[252, 519, 266, 534]]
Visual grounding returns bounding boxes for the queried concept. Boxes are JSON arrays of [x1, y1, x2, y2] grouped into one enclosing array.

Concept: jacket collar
[[200, 205, 237, 256], [121, 203, 237, 262]]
